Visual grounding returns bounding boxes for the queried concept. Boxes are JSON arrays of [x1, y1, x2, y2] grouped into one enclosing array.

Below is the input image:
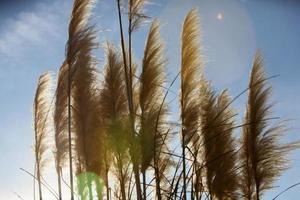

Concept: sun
[[217, 12, 223, 20]]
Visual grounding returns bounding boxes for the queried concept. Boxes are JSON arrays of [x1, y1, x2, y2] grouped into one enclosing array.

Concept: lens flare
[[217, 13, 223, 20]]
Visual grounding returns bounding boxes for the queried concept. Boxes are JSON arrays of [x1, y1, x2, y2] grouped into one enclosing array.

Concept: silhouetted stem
[[68, 58, 74, 200], [55, 166, 62, 200], [34, 100, 43, 200], [20, 168, 59, 200], [33, 162, 36, 200], [154, 167, 162, 200], [272, 182, 300, 200], [104, 150, 110, 200], [142, 170, 147, 200], [182, 135, 187, 200], [116, 1, 142, 199]]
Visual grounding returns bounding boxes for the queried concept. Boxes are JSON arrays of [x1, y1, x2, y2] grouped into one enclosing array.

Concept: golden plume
[[199, 77, 239, 199], [67, 0, 96, 74], [33, 72, 52, 200], [139, 20, 167, 199], [71, 31, 103, 199], [53, 61, 69, 199], [139, 20, 166, 171], [65, 0, 96, 197], [100, 43, 128, 123], [66, 0, 104, 198], [71, 31, 100, 172], [180, 8, 203, 199], [128, 0, 149, 32], [241, 51, 299, 200], [99, 43, 130, 200], [181, 8, 202, 146]]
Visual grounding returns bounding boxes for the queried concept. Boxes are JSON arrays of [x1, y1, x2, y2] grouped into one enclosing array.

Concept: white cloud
[[0, 1, 71, 198], [0, 0, 71, 59], [0, 0, 72, 94]]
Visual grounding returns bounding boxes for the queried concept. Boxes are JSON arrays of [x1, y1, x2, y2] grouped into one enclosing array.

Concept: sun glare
[[217, 12, 223, 20]]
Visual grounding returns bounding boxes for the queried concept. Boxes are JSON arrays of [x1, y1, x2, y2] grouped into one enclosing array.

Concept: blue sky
[[0, 0, 300, 199]]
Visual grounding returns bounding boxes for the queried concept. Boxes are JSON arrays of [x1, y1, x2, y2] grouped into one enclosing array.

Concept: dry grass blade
[[33, 72, 52, 200], [240, 50, 300, 200]]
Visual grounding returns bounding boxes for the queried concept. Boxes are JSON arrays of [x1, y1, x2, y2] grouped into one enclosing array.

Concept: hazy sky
[[0, 0, 300, 199]]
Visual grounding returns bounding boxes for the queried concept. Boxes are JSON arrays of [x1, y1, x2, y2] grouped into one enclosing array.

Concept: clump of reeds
[[30, 1, 300, 200]]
